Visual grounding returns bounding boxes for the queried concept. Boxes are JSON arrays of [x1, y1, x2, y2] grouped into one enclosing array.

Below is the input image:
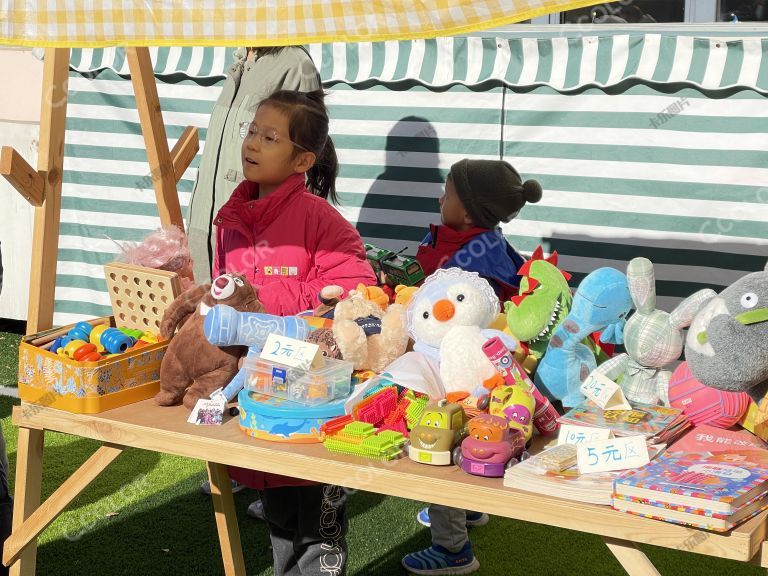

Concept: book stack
[[613, 431, 768, 531], [558, 402, 690, 446], [504, 443, 663, 506]]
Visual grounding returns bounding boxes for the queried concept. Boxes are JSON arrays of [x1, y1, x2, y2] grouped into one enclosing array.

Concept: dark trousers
[[261, 484, 348, 576]]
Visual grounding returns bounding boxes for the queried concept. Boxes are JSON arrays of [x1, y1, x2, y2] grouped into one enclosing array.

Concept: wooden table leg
[[206, 462, 246, 576], [603, 537, 662, 576], [7, 428, 44, 576], [4, 444, 123, 566]]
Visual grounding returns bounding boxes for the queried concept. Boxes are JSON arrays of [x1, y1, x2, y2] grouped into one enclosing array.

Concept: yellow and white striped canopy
[[1, 0, 617, 47]]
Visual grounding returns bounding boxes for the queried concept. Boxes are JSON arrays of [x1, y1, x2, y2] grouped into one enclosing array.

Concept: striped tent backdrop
[[56, 33, 768, 325]]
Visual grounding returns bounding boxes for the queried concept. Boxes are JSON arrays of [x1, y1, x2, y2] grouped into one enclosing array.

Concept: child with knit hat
[[416, 158, 543, 302], [402, 159, 543, 575]]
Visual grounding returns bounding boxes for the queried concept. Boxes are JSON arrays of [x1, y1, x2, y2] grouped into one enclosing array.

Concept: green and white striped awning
[[54, 33, 768, 326], [70, 34, 768, 93]]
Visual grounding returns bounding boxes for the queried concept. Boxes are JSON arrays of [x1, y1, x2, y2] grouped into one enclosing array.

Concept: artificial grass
[[0, 395, 765, 576], [0, 331, 20, 388]]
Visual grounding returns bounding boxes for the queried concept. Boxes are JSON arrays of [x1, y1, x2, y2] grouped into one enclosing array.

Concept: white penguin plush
[[407, 268, 517, 395]]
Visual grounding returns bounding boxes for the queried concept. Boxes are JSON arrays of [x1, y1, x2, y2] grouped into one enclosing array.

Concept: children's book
[[614, 449, 768, 515], [504, 444, 663, 506], [669, 424, 765, 453], [558, 402, 689, 443], [612, 493, 768, 532]]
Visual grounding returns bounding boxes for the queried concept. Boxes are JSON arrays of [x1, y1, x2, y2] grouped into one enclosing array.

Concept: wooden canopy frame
[[0, 47, 198, 336], [4, 43, 768, 576], [0, 48, 197, 575]]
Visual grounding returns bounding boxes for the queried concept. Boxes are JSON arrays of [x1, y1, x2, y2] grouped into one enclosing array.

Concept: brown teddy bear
[[156, 273, 263, 409], [332, 289, 409, 372]]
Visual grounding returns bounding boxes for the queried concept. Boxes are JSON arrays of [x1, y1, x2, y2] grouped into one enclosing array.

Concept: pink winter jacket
[[213, 172, 376, 316], [213, 172, 375, 489]]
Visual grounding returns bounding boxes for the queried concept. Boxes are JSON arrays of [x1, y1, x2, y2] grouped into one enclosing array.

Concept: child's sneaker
[[402, 542, 480, 575], [199, 479, 246, 496], [416, 508, 489, 528]]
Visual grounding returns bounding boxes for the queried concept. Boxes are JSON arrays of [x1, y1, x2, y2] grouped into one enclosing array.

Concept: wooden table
[[5, 399, 768, 576]]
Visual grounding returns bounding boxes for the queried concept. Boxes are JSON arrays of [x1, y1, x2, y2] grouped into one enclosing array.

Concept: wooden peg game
[[103, 262, 181, 333]]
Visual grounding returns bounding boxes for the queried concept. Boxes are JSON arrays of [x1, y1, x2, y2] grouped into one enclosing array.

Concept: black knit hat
[[449, 159, 543, 229]]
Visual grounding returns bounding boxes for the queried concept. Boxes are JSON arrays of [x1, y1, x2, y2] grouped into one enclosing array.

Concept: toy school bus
[[364, 243, 425, 287]]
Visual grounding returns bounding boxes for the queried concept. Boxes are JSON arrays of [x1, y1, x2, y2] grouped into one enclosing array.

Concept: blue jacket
[[421, 228, 524, 299]]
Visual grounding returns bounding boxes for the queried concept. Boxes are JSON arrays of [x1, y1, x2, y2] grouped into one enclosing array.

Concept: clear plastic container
[[243, 355, 354, 406]]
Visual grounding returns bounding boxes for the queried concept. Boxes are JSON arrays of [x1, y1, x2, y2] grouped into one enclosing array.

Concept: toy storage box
[[17, 263, 180, 414], [243, 356, 353, 406], [18, 317, 168, 414]]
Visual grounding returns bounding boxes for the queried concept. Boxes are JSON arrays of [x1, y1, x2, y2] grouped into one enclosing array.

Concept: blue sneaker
[[416, 508, 489, 528], [402, 542, 480, 575]]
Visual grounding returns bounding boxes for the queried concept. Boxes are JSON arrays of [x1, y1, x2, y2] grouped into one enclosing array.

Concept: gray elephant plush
[[685, 262, 768, 436], [595, 257, 716, 406]]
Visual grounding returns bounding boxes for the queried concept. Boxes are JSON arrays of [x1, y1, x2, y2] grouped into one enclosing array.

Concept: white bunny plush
[[595, 257, 716, 406]]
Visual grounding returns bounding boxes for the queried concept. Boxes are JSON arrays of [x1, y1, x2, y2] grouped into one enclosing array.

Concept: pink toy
[[117, 225, 195, 292], [668, 361, 750, 428], [482, 336, 560, 436], [457, 413, 527, 477]]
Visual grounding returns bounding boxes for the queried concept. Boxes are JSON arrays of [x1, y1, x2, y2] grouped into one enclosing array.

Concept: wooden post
[[0, 147, 45, 207], [603, 537, 662, 576], [26, 48, 70, 334], [3, 444, 123, 566], [7, 428, 44, 576], [170, 126, 199, 183], [206, 462, 246, 576], [126, 47, 184, 230]]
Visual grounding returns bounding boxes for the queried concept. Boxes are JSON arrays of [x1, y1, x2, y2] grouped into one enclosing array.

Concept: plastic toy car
[[364, 243, 425, 287], [407, 400, 467, 465], [455, 413, 528, 477]]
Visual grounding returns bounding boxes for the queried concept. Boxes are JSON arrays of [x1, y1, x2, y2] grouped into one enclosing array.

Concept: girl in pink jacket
[[215, 89, 375, 576]]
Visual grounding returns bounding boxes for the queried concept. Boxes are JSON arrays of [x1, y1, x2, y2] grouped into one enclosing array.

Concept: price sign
[[558, 424, 612, 446], [576, 435, 649, 474], [261, 333, 323, 370], [580, 370, 631, 410]]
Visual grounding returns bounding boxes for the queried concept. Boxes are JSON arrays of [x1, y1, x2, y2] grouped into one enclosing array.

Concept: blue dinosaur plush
[[534, 267, 633, 408], [685, 262, 768, 405], [204, 304, 311, 401]]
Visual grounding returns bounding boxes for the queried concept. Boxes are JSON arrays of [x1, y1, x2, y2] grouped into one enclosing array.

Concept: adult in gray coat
[[186, 47, 320, 284]]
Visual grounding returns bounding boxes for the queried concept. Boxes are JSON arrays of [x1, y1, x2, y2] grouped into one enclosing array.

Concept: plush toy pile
[[150, 246, 767, 454]]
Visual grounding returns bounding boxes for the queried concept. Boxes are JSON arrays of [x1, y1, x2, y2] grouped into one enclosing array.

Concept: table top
[[13, 399, 768, 565]]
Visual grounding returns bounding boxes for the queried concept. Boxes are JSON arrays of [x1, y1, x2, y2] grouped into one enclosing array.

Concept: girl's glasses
[[239, 122, 309, 152]]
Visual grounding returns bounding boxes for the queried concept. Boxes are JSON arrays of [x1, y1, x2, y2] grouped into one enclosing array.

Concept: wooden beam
[[603, 537, 662, 576], [7, 428, 44, 576], [3, 444, 123, 566], [126, 47, 184, 229], [170, 126, 199, 183], [207, 462, 246, 576], [0, 146, 44, 206], [26, 48, 70, 334]]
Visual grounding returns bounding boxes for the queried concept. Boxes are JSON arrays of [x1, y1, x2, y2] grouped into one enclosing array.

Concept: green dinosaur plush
[[504, 246, 572, 359]]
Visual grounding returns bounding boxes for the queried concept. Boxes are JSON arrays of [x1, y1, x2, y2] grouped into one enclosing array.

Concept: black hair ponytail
[[259, 89, 339, 204], [307, 136, 339, 203]]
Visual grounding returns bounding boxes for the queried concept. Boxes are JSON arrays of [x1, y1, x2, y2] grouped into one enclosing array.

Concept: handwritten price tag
[[261, 333, 323, 370], [580, 370, 631, 411], [558, 424, 612, 446], [576, 435, 650, 474]]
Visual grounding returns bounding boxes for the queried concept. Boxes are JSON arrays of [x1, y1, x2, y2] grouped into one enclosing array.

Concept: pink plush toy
[[117, 225, 196, 292], [668, 362, 751, 428]]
